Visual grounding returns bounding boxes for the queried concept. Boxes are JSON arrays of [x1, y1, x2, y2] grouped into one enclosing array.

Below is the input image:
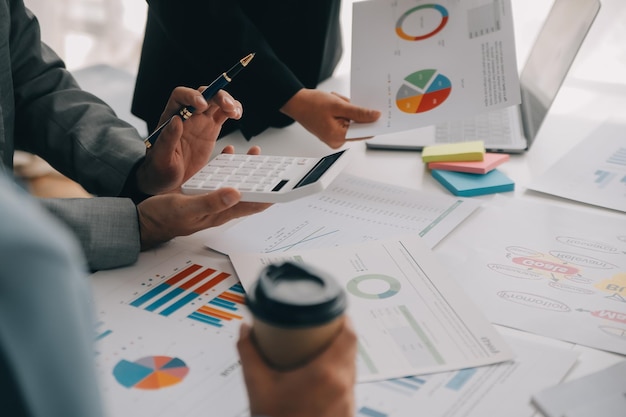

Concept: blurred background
[[25, 0, 147, 72]]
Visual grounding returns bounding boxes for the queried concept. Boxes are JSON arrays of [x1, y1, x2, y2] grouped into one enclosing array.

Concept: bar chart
[[188, 283, 249, 328], [124, 256, 243, 329]]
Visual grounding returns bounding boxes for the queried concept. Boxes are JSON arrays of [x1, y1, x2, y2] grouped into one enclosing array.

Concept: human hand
[[280, 88, 381, 149], [136, 144, 268, 249], [137, 87, 243, 195], [136, 190, 270, 250], [237, 318, 358, 417]]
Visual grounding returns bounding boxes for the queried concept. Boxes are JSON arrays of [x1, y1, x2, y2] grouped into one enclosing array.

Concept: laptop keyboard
[[435, 109, 514, 145]]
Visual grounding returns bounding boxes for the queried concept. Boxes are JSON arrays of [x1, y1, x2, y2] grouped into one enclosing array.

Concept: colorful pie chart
[[113, 355, 189, 390], [396, 4, 449, 41], [396, 69, 452, 114]]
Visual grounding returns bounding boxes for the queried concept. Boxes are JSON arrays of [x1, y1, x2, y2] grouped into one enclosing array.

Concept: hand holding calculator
[[181, 149, 351, 203]]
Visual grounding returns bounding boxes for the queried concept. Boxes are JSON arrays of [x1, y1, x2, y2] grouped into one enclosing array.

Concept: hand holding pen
[[144, 53, 255, 149]]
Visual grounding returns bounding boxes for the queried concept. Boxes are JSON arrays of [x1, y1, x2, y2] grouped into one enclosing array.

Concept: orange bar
[[193, 272, 231, 294], [179, 268, 216, 290], [219, 292, 246, 304], [198, 305, 243, 321], [165, 264, 202, 286]]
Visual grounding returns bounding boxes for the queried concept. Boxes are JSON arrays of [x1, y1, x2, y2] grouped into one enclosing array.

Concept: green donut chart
[[347, 274, 402, 299]]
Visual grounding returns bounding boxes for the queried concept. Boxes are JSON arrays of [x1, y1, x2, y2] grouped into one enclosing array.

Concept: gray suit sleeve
[[41, 197, 141, 271], [0, 175, 105, 417]]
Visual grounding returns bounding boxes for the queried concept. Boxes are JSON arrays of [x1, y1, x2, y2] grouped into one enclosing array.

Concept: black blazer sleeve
[[132, 0, 342, 138]]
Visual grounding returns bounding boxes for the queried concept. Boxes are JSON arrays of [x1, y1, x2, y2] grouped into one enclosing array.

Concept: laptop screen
[[519, 0, 601, 142]]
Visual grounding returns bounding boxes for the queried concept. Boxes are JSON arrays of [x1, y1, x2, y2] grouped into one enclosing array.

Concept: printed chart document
[[435, 196, 626, 355], [355, 334, 578, 417], [91, 246, 250, 417], [229, 234, 514, 382], [89, 240, 567, 417], [204, 173, 481, 255], [529, 120, 626, 213], [349, 0, 520, 138]]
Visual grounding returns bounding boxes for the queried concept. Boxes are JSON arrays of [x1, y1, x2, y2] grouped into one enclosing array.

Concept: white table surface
[[87, 0, 625, 409], [187, 0, 626, 385]]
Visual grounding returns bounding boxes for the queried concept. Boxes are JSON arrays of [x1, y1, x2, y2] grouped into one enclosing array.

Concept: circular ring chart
[[347, 274, 401, 299], [396, 69, 452, 114], [396, 4, 449, 41], [113, 355, 190, 390]]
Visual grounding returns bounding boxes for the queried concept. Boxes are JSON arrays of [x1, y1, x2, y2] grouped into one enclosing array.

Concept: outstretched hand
[[136, 145, 267, 250], [137, 87, 243, 195], [280, 88, 381, 149]]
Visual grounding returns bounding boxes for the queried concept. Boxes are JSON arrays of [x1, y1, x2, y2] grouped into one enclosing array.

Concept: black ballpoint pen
[[144, 52, 255, 149]]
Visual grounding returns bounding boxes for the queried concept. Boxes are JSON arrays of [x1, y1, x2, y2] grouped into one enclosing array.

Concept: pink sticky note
[[427, 153, 510, 174]]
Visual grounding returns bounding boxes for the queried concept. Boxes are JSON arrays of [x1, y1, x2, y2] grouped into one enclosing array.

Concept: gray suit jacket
[[1, 0, 147, 269], [0, 172, 105, 417]]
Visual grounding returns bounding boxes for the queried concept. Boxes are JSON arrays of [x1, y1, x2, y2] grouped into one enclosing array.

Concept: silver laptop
[[365, 0, 601, 153]]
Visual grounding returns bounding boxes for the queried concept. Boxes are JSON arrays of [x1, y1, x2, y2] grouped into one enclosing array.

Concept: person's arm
[[135, 0, 332, 137], [0, 174, 105, 417], [40, 197, 141, 270], [10, 0, 145, 196], [280, 89, 381, 149], [137, 1, 380, 147]]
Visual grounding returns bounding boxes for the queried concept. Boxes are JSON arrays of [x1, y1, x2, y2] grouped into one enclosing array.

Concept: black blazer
[[132, 0, 343, 139]]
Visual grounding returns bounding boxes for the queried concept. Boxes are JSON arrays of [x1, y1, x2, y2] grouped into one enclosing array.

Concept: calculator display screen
[[294, 150, 346, 189]]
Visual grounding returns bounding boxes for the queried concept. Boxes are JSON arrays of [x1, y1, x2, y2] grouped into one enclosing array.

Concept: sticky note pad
[[428, 153, 510, 174], [431, 168, 514, 197], [421, 141, 485, 163]]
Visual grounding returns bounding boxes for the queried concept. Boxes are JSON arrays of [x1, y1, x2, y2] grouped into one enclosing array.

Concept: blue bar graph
[[379, 374, 428, 396], [358, 406, 387, 417], [209, 297, 237, 310], [607, 147, 626, 166], [145, 287, 184, 312], [188, 312, 223, 327], [159, 292, 198, 317], [446, 368, 478, 391], [95, 329, 112, 341], [186, 283, 245, 328], [130, 283, 171, 307]]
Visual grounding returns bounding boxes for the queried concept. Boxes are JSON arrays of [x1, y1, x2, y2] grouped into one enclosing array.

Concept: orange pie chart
[[113, 355, 189, 390]]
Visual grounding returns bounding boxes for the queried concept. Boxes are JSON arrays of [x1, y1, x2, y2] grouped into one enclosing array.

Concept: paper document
[[91, 247, 250, 417], [91, 237, 579, 417], [204, 173, 480, 255], [529, 120, 626, 213], [349, 0, 520, 138], [355, 334, 578, 417], [229, 234, 514, 382], [436, 196, 626, 355]]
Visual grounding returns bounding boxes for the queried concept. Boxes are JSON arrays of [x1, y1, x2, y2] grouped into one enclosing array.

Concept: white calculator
[[181, 149, 351, 203]]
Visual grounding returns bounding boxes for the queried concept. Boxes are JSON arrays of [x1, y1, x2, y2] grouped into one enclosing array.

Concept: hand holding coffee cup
[[245, 261, 348, 370]]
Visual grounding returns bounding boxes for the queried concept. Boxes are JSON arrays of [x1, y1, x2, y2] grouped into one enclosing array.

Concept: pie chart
[[396, 4, 449, 41], [396, 69, 452, 114], [113, 355, 189, 390]]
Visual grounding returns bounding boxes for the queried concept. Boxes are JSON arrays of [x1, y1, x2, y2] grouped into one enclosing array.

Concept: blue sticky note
[[431, 169, 514, 197]]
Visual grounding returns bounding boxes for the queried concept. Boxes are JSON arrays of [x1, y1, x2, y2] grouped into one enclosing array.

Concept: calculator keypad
[[182, 154, 314, 193]]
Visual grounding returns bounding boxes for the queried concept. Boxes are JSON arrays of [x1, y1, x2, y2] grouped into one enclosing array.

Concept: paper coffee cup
[[246, 262, 347, 370]]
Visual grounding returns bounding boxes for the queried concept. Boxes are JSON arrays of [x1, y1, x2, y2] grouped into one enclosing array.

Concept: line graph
[[264, 222, 340, 252]]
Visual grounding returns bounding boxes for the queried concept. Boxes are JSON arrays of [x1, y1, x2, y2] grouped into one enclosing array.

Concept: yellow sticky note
[[422, 141, 485, 163]]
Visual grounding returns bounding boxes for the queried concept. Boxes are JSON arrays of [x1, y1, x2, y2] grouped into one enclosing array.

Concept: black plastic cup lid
[[246, 262, 347, 328]]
